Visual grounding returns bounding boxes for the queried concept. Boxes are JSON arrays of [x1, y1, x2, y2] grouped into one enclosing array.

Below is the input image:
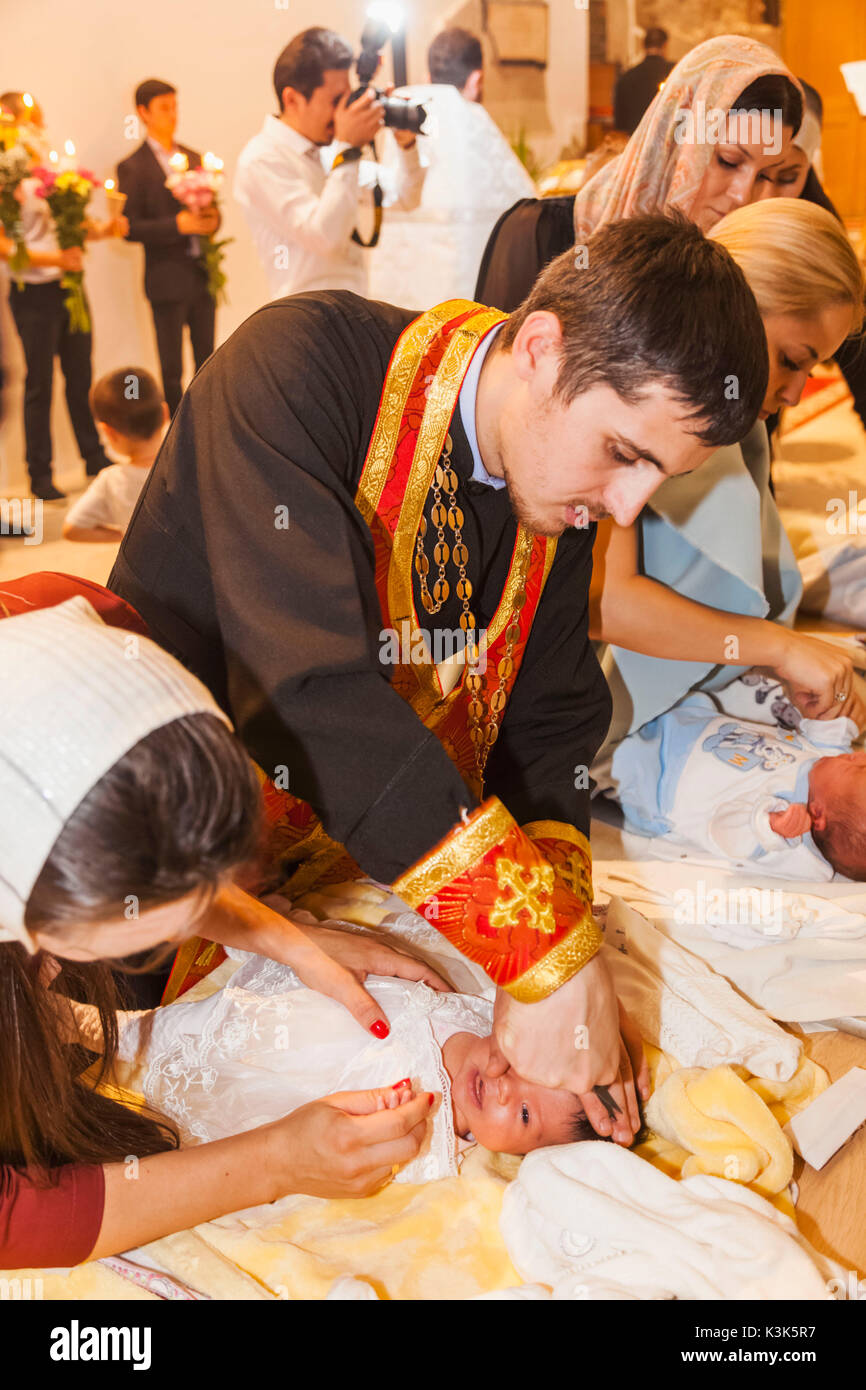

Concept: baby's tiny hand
[[768, 802, 811, 839]]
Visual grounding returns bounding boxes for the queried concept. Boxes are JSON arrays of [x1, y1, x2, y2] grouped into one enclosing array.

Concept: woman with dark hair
[[0, 597, 440, 1270], [477, 38, 866, 424], [477, 38, 808, 308]]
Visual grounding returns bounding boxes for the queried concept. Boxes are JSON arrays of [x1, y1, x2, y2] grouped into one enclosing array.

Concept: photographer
[[234, 28, 425, 299], [369, 27, 536, 306]]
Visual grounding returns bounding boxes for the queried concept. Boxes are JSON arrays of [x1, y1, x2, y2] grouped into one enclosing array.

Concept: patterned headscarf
[[574, 35, 802, 242]]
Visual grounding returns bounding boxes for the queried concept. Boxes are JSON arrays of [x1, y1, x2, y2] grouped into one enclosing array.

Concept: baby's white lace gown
[[115, 954, 492, 1185]]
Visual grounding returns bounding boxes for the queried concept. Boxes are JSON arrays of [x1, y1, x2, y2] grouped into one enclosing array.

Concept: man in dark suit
[[613, 28, 674, 136], [117, 79, 219, 414]]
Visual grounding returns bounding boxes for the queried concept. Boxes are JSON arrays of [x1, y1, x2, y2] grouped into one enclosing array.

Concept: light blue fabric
[[597, 422, 803, 753], [613, 693, 731, 835], [611, 693, 824, 864]]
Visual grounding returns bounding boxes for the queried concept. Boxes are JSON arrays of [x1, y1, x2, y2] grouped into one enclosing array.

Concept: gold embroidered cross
[[555, 853, 589, 899], [490, 858, 556, 934]]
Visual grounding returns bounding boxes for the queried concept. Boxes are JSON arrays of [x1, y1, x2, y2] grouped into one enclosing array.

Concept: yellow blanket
[[7, 890, 829, 1300], [636, 1046, 828, 1217]]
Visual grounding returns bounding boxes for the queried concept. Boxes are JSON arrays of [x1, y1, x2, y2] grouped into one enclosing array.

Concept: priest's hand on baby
[[490, 972, 648, 1145], [265, 1083, 434, 1198], [489, 953, 621, 1098], [577, 1001, 649, 1146]]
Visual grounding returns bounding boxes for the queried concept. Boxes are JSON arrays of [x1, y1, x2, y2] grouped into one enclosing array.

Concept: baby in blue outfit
[[594, 688, 866, 881]]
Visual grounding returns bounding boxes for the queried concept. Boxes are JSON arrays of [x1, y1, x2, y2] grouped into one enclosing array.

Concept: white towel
[[592, 819, 866, 1023], [499, 1143, 844, 1300]]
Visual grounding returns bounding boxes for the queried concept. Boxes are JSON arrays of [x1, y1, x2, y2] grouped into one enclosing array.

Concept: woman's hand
[[95, 1082, 436, 1254], [57, 246, 84, 272], [264, 1083, 435, 1198], [201, 883, 448, 1039], [771, 631, 864, 728], [197, 882, 426, 1039], [262, 893, 452, 994]]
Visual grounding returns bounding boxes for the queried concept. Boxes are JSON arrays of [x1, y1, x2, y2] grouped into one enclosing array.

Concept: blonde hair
[[708, 199, 864, 335]]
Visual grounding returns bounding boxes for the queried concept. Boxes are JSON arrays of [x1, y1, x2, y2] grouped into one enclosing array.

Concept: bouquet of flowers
[[0, 115, 34, 285], [31, 165, 95, 331], [165, 156, 232, 305]]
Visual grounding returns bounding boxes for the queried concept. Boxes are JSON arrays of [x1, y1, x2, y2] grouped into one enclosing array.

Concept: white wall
[[0, 0, 587, 495]]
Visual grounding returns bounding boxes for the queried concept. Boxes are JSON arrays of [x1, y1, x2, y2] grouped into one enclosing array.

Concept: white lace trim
[[118, 960, 492, 1184]]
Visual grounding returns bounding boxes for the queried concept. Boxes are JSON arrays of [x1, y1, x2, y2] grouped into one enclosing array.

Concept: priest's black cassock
[[109, 291, 612, 884]]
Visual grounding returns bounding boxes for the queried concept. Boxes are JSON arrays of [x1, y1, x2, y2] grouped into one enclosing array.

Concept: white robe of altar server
[[367, 85, 536, 309]]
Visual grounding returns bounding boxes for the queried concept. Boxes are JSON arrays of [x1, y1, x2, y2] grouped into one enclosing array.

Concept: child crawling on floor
[[111, 956, 603, 1186], [593, 687, 866, 882]]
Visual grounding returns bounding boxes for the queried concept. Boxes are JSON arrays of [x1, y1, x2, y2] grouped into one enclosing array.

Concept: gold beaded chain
[[415, 434, 467, 616], [414, 434, 529, 793], [465, 588, 527, 787]]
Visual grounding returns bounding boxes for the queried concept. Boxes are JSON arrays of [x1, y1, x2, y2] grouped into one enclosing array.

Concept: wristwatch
[[332, 146, 363, 169]]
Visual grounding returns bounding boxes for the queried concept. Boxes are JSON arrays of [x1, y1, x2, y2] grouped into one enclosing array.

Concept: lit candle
[[168, 151, 189, 172], [48, 149, 58, 164], [202, 150, 224, 172], [21, 92, 34, 110], [61, 138, 75, 171], [103, 176, 127, 216]]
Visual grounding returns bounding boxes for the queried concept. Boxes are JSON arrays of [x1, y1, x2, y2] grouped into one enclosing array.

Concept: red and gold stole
[[165, 302, 601, 1002]]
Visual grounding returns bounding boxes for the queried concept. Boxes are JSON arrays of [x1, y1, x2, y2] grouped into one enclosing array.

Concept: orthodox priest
[[110, 214, 767, 1137]]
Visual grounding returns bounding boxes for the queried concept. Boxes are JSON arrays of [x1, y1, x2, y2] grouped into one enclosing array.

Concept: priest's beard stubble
[[500, 458, 606, 540]]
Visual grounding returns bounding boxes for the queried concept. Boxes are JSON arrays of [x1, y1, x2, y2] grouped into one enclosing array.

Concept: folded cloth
[[499, 1143, 844, 1300], [600, 896, 802, 1079], [590, 819, 866, 1023]]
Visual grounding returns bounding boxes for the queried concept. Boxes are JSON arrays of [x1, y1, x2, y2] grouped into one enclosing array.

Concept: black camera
[[347, 19, 427, 136]]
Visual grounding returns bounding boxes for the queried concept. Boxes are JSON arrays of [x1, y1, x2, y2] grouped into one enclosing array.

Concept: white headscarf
[[0, 597, 229, 949]]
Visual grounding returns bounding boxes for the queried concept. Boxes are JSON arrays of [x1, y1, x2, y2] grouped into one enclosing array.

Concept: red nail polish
[[370, 1020, 389, 1039], [427, 1093, 435, 1107], [391, 1077, 411, 1090]]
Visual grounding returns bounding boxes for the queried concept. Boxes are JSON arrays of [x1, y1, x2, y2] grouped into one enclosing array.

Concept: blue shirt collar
[[457, 322, 506, 489]]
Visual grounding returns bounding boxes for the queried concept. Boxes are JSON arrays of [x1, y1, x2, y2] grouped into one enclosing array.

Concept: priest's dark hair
[[90, 366, 165, 440], [497, 213, 769, 449], [273, 27, 354, 108], [643, 27, 668, 51], [135, 78, 176, 110], [1, 713, 263, 1175], [428, 27, 483, 89]]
